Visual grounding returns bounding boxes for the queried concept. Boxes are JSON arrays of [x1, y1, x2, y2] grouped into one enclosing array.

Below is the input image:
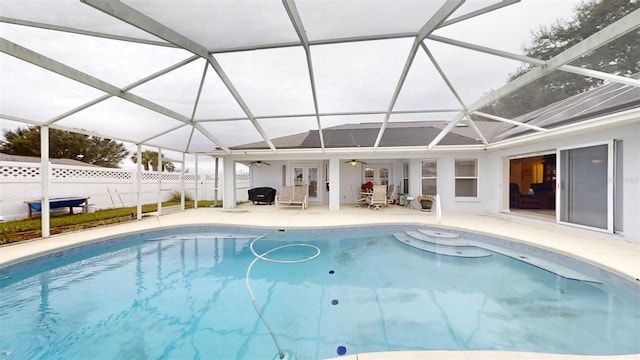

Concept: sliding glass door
[[558, 143, 613, 231]]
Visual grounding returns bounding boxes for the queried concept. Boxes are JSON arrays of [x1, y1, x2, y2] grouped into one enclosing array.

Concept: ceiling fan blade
[[251, 160, 271, 167]]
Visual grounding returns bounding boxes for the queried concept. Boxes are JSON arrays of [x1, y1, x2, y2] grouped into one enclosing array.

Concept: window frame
[[402, 162, 409, 194], [421, 159, 437, 196], [455, 158, 478, 199]]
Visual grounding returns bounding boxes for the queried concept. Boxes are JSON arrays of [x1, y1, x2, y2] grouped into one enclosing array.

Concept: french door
[[363, 164, 391, 185], [292, 164, 319, 203]]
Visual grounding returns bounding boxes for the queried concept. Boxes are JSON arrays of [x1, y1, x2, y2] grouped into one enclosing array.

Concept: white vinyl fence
[[0, 161, 250, 221]]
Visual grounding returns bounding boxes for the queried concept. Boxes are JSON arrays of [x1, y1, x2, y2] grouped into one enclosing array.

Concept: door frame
[[291, 162, 321, 204], [362, 163, 392, 185], [556, 140, 614, 233]]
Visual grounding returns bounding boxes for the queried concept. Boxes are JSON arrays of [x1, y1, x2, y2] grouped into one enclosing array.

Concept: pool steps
[[393, 232, 493, 258], [395, 229, 601, 284]]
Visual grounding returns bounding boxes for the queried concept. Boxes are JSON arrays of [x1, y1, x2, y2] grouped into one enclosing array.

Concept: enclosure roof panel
[[1, 0, 638, 159]]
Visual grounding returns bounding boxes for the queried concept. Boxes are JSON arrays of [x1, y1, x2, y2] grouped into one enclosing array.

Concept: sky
[[0, 0, 583, 170]]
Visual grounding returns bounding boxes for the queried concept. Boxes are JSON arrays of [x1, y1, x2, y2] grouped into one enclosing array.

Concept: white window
[[402, 162, 409, 194], [455, 158, 478, 197], [421, 160, 437, 195]]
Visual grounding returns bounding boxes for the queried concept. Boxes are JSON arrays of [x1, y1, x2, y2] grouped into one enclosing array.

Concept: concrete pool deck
[[1, 204, 639, 359]]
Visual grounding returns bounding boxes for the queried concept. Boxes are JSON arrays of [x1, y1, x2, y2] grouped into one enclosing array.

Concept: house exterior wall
[[249, 158, 407, 206], [238, 120, 638, 241], [433, 153, 497, 213], [249, 161, 285, 192], [339, 160, 362, 203], [492, 121, 639, 242]]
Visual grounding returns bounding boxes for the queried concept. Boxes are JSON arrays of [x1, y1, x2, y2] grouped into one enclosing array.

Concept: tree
[[484, 0, 640, 118], [0, 126, 129, 168], [130, 150, 175, 172]]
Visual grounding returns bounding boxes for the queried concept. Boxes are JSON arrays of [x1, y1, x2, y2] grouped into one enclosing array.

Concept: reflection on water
[[0, 227, 638, 359]]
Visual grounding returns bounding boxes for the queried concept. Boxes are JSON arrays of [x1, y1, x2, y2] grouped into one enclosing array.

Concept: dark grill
[[247, 187, 276, 205]]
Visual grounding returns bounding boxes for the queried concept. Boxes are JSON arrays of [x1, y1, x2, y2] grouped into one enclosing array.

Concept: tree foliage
[[484, 0, 639, 118], [1, 126, 129, 168], [130, 150, 176, 172]]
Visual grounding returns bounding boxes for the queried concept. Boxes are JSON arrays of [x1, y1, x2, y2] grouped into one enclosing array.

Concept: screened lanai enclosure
[[1, 1, 639, 238]]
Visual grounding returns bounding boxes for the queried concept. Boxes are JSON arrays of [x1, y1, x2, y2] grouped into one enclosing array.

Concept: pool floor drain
[[336, 345, 347, 356]]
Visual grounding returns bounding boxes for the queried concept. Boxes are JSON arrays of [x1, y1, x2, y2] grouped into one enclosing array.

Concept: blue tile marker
[[336, 345, 347, 356]]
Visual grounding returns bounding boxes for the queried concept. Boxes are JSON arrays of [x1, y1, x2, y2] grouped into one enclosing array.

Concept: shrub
[[167, 190, 193, 202]]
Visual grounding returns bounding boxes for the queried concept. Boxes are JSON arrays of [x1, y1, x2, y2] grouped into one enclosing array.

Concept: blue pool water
[[1, 225, 639, 359]]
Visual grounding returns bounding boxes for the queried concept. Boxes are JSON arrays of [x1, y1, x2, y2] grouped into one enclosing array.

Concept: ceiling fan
[[249, 160, 271, 167], [345, 159, 367, 166]]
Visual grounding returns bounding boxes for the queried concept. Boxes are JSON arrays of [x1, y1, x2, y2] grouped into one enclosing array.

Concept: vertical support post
[[222, 158, 235, 209], [194, 154, 199, 209], [180, 152, 185, 211], [329, 157, 340, 211], [607, 140, 614, 233], [435, 194, 442, 224], [214, 157, 220, 207], [409, 159, 422, 199], [136, 144, 142, 220], [40, 125, 50, 237], [157, 147, 162, 216], [502, 156, 510, 212]]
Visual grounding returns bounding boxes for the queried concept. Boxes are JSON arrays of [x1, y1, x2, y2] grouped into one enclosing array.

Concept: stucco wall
[[493, 122, 639, 242], [242, 120, 638, 241]]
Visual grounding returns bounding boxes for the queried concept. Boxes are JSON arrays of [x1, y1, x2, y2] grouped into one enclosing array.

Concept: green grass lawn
[[0, 200, 217, 245]]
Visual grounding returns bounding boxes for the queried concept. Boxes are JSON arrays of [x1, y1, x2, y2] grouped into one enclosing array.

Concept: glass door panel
[[363, 164, 391, 185], [614, 140, 623, 233], [364, 167, 374, 183], [559, 144, 608, 230], [308, 167, 318, 199], [379, 167, 389, 185], [293, 167, 304, 185]]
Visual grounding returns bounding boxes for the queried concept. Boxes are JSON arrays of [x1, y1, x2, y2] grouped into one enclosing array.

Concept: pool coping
[[1, 205, 639, 359]]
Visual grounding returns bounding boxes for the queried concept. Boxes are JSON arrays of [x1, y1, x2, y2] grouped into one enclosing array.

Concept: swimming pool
[[1, 225, 638, 359]]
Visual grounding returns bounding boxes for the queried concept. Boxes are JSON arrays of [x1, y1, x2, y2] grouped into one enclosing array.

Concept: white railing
[[435, 194, 442, 224], [0, 161, 250, 221]]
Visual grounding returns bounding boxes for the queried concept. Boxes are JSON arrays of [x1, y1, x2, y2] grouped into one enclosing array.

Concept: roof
[[231, 121, 488, 150], [232, 73, 640, 150], [497, 73, 640, 140], [0, 1, 638, 157]]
